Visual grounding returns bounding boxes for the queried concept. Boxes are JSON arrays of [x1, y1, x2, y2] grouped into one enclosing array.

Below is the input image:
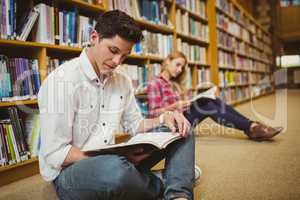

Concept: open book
[[84, 132, 182, 156], [190, 86, 217, 102]]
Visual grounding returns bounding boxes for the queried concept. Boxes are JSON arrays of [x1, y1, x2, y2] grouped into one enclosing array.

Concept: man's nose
[[112, 54, 123, 66]]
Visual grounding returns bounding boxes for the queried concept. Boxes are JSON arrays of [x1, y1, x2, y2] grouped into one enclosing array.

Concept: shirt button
[[104, 140, 107, 143], [96, 79, 99, 83], [90, 105, 93, 109], [120, 96, 123, 99], [101, 105, 104, 108], [102, 123, 106, 126]]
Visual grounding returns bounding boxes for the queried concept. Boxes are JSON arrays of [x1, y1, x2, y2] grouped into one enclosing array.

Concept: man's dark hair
[[95, 10, 144, 43]]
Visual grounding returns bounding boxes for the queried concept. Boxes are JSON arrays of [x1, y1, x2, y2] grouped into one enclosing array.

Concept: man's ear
[[90, 30, 100, 46]]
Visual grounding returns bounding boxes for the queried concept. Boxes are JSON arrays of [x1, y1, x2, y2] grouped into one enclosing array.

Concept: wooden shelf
[[0, 99, 38, 107], [63, 0, 106, 12], [0, 157, 39, 187], [218, 45, 235, 53], [188, 61, 209, 67], [0, 39, 82, 53], [176, 32, 209, 46], [135, 18, 174, 34]]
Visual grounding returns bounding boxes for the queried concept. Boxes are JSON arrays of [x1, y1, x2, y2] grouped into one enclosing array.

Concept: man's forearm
[[136, 117, 161, 133], [62, 146, 88, 167]]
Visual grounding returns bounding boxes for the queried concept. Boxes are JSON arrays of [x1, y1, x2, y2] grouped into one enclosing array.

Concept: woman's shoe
[[248, 123, 283, 141]]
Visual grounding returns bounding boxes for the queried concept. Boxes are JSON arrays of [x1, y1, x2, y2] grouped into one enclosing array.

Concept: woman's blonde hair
[[161, 51, 188, 94]]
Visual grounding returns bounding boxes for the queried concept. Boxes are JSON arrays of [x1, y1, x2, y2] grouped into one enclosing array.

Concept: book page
[[84, 132, 181, 152], [191, 86, 217, 102]]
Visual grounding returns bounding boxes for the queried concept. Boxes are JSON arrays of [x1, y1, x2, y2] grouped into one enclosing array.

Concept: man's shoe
[[248, 123, 283, 141], [153, 165, 202, 186], [194, 164, 202, 186]]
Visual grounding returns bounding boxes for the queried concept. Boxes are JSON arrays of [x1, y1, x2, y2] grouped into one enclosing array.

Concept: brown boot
[[248, 123, 283, 141]]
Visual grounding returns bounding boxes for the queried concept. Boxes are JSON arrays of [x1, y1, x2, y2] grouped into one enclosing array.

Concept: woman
[[146, 51, 283, 141]]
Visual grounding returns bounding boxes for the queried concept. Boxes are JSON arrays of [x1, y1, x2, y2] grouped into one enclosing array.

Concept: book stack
[[0, 55, 41, 102], [0, 107, 30, 166]]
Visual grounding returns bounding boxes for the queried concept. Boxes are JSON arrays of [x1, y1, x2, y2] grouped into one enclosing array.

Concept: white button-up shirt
[[38, 49, 144, 181]]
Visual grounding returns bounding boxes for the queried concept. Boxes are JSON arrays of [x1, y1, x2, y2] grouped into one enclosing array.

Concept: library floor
[[0, 89, 300, 200], [194, 89, 300, 200]]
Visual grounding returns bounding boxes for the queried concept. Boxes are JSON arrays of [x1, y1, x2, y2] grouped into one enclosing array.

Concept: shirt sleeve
[[146, 79, 163, 117], [121, 80, 144, 136], [38, 71, 74, 170]]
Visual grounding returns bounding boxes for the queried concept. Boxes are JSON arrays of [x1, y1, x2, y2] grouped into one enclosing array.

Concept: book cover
[[83, 132, 182, 156]]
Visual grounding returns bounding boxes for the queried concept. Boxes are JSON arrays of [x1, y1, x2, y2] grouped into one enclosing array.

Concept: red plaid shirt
[[146, 75, 181, 117]]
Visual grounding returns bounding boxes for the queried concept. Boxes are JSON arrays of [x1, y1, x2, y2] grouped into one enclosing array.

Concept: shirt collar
[[157, 74, 170, 85], [79, 48, 115, 85]]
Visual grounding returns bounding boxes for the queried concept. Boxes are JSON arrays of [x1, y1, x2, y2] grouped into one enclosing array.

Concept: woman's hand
[[173, 100, 191, 112]]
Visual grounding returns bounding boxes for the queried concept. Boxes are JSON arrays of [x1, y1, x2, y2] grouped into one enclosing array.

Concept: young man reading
[[38, 10, 194, 200]]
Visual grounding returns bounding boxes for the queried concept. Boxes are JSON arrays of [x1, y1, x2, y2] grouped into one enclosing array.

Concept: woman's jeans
[[53, 128, 195, 200], [184, 97, 252, 134]]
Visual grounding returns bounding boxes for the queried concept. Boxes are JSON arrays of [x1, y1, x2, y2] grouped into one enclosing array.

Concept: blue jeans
[[184, 98, 252, 134], [53, 129, 195, 200]]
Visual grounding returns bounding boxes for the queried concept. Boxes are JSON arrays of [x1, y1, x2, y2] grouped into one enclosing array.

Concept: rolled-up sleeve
[[121, 83, 144, 136], [38, 72, 74, 170]]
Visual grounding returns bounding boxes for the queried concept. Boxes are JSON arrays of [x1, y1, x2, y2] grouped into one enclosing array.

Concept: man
[[38, 10, 194, 200]]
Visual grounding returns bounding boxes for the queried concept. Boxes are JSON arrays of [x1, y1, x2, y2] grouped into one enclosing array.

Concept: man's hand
[[162, 111, 191, 137]]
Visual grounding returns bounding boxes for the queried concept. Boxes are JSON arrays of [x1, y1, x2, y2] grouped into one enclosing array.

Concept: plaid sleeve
[[146, 79, 163, 117]]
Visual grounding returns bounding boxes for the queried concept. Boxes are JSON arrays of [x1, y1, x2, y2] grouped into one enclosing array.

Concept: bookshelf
[[0, 0, 275, 185]]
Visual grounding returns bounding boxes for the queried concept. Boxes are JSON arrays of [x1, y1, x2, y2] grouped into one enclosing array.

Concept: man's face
[[90, 32, 134, 75]]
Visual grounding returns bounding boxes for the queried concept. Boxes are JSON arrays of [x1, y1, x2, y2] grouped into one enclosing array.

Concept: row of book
[[133, 30, 173, 58], [176, 10, 209, 41], [109, 0, 169, 26], [217, 37, 272, 65], [34, 3, 95, 47], [176, 0, 206, 19], [236, 57, 270, 72], [216, 13, 271, 52], [0, 2, 95, 47], [0, 107, 40, 167], [219, 71, 249, 87], [177, 38, 207, 64], [0, 107, 26, 166], [220, 87, 250, 104], [119, 63, 162, 90], [216, 0, 262, 37], [0, 56, 41, 102], [197, 67, 211, 86], [249, 73, 271, 85], [47, 58, 68, 76], [0, 0, 17, 40], [218, 30, 272, 61], [217, 13, 251, 43], [218, 50, 271, 72]]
